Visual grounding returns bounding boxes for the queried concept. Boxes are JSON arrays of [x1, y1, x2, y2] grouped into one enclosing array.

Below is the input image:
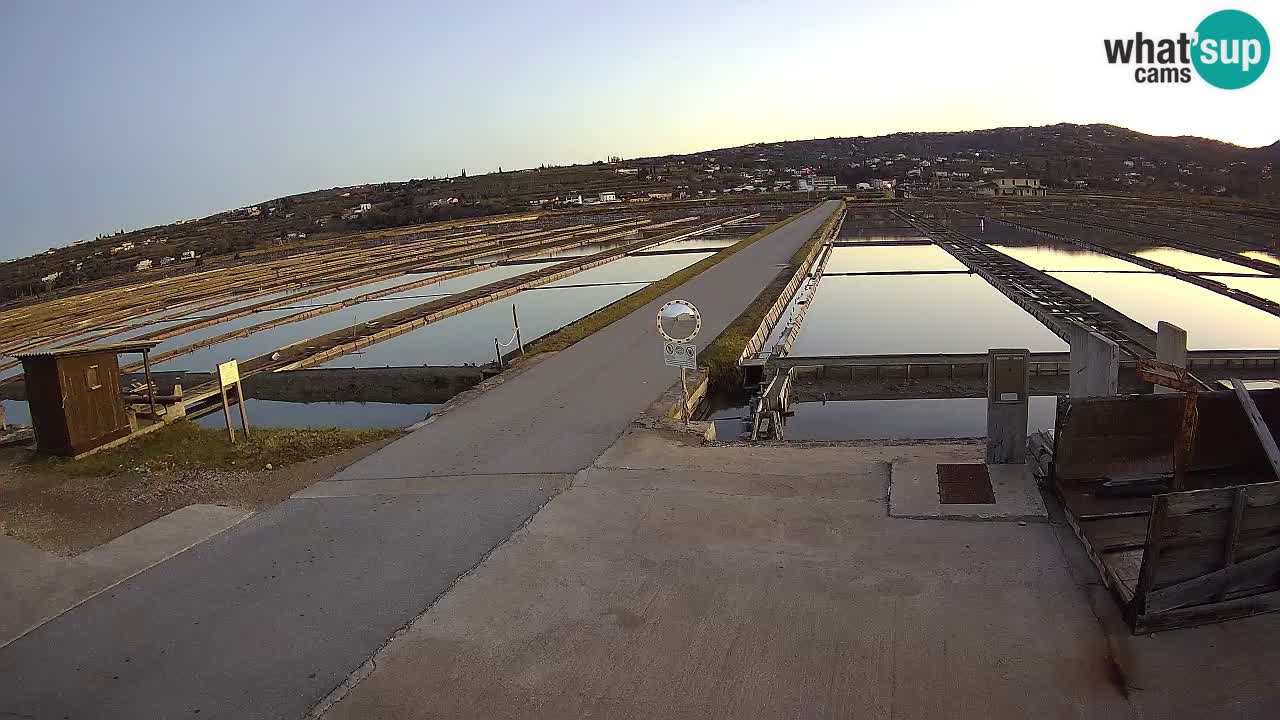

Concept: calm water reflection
[[1049, 271, 1280, 350], [838, 230, 923, 243], [334, 252, 714, 366], [543, 252, 709, 288], [1133, 248, 1265, 275], [1242, 251, 1280, 267], [1213, 276, 1280, 304], [791, 275, 1067, 356], [651, 237, 735, 252], [987, 243, 1150, 273], [784, 396, 1058, 440], [323, 283, 640, 367], [823, 245, 966, 274], [155, 267, 529, 371]]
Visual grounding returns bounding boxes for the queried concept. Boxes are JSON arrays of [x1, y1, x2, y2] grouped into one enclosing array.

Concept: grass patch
[[518, 206, 819, 357], [28, 421, 400, 478], [700, 202, 844, 391]]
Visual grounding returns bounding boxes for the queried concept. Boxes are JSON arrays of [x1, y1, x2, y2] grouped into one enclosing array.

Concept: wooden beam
[[1136, 586, 1280, 634], [1146, 544, 1280, 614], [1214, 488, 1248, 603], [1231, 379, 1280, 481], [1134, 495, 1169, 615]]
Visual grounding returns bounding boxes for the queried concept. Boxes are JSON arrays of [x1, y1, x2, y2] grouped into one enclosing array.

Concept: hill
[[3, 123, 1276, 304]]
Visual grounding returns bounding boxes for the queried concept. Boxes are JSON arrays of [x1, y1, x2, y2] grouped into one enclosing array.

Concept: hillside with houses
[[4, 123, 1276, 304]]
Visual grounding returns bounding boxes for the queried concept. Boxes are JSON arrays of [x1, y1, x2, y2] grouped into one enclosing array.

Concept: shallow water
[[152, 267, 529, 371], [329, 252, 713, 367], [1133, 248, 1265, 275], [1241, 251, 1280, 267], [1048, 271, 1280, 350], [837, 229, 924, 243], [1212, 276, 1280, 305], [986, 243, 1151, 273], [542, 252, 710, 288], [650, 237, 736, 253], [322, 283, 640, 368], [783, 396, 1058, 440], [790, 274, 1067, 356], [823, 245, 966, 274]]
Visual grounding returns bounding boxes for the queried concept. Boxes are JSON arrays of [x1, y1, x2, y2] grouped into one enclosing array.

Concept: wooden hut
[[12, 341, 161, 457]]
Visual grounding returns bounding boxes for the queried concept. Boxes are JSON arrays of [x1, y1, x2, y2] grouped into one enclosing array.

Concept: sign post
[[657, 300, 702, 424], [217, 359, 250, 443], [513, 304, 525, 356]]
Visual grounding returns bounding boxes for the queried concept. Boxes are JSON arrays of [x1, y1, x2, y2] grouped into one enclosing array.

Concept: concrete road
[[321, 429, 1280, 720], [321, 433, 1129, 719], [0, 201, 839, 720]]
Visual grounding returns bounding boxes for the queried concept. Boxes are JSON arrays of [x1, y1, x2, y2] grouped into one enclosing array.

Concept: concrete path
[[0, 504, 251, 647], [320, 428, 1280, 720], [320, 432, 1123, 719], [0, 201, 840, 720]]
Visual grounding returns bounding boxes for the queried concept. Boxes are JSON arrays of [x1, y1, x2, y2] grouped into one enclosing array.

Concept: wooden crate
[[1051, 390, 1280, 633]]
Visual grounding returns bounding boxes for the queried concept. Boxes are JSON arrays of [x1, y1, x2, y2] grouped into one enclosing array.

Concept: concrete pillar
[[987, 348, 1029, 464], [1155, 321, 1188, 394], [1069, 325, 1119, 398]]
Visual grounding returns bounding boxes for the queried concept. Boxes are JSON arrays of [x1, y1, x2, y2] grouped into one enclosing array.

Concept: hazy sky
[[2, 1, 1275, 259]]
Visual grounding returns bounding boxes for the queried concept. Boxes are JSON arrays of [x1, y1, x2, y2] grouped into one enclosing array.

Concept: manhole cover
[[937, 463, 995, 504]]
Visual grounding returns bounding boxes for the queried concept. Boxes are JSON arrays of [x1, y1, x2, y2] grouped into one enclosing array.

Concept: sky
[[1, 0, 1275, 259]]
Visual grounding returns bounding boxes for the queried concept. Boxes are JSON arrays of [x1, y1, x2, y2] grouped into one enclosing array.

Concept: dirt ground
[[0, 434, 400, 556]]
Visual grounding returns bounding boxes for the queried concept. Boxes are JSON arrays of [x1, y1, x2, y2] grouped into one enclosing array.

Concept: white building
[[597, 191, 618, 203], [180, 250, 197, 260], [134, 259, 153, 271], [989, 177, 1046, 197]]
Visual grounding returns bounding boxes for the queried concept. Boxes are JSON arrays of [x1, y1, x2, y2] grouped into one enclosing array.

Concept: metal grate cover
[[937, 463, 996, 504]]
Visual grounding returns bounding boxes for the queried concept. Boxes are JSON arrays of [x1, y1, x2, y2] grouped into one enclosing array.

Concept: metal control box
[[989, 349, 1029, 404]]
